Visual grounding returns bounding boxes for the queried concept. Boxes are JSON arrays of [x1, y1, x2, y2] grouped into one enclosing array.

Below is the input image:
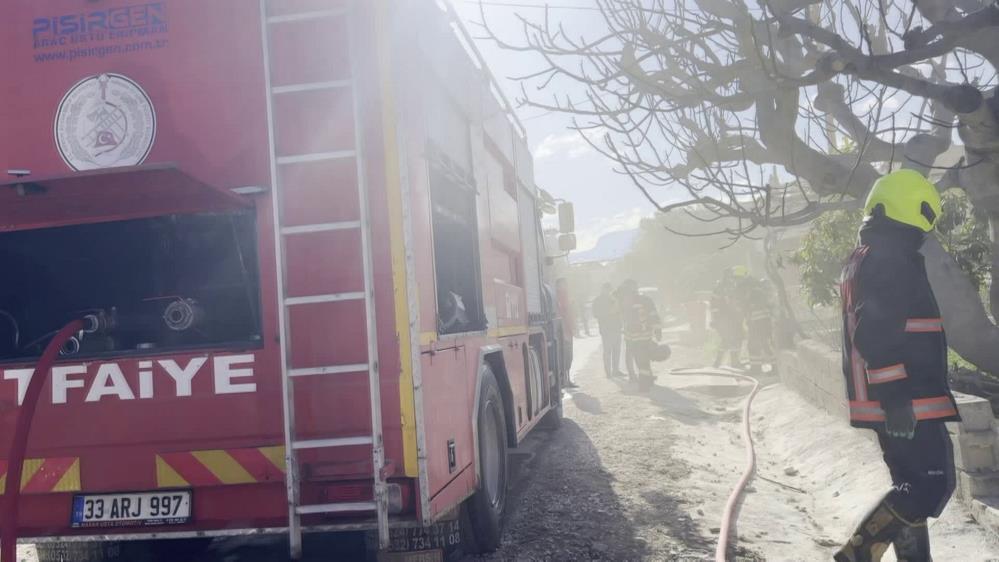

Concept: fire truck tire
[[463, 366, 508, 554], [541, 367, 563, 430], [542, 388, 563, 429]]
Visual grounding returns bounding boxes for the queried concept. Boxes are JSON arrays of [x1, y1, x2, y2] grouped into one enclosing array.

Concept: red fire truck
[[0, 1, 575, 559]]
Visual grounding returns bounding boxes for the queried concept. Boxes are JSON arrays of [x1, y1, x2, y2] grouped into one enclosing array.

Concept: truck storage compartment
[[0, 210, 262, 361]]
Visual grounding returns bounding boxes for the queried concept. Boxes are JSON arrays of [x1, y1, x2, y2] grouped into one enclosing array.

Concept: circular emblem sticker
[[54, 73, 157, 171]]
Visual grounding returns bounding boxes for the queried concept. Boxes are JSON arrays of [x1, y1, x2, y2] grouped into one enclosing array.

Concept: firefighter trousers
[[600, 329, 622, 377], [875, 421, 955, 522], [746, 329, 774, 372], [624, 340, 637, 379], [626, 338, 654, 388]]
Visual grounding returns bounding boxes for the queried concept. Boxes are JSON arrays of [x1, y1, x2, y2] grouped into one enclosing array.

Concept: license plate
[[386, 518, 461, 553], [71, 491, 192, 529]]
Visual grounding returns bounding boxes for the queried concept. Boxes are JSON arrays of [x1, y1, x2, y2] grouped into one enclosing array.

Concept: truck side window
[[430, 167, 485, 335]]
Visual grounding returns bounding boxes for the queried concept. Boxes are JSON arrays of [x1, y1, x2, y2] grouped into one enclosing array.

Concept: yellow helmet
[[864, 169, 942, 232]]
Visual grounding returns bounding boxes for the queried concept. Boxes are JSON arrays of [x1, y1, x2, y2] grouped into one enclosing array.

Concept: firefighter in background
[[619, 287, 638, 380], [592, 283, 623, 378], [745, 279, 777, 375], [576, 299, 592, 337], [835, 170, 960, 562], [619, 280, 662, 390], [711, 267, 746, 367], [555, 278, 578, 388]]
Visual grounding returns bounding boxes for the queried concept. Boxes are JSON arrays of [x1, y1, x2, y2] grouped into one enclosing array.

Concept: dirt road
[[475, 335, 999, 561]]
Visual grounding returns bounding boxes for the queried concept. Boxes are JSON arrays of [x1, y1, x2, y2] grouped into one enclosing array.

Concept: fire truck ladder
[[259, 1, 389, 558]]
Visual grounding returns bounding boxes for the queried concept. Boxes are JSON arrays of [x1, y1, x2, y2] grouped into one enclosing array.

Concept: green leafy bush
[[937, 190, 991, 291], [790, 209, 863, 307]]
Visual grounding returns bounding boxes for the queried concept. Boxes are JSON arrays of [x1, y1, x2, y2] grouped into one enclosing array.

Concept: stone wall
[[778, 339, 999, 532]]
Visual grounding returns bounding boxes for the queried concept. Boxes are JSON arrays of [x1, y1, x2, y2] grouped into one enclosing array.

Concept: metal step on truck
[[0, 1, 576, 560]]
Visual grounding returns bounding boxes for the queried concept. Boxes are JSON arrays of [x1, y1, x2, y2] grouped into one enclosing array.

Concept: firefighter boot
[[893, 522, 931, 562], [834, 501, 909, 562]]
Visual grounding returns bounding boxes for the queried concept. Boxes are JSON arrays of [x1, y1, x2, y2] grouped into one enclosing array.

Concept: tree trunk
[[923, 236, 999, 374], [990, 212, 999, 320], [763, 230, 805, 347]]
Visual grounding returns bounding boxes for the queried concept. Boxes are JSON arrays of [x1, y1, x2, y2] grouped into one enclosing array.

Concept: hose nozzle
[[59, 335, 81, 357], [163, 298, 204, 332], [82, 310, 114, 334]]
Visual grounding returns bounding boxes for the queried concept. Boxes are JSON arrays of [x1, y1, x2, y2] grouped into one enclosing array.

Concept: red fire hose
[[1, 319, 86, 562], [713, 371, 760, 562], [670, 367, 761, 562]]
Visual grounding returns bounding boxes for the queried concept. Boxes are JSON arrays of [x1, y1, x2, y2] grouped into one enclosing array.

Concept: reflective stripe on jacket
[[622, 294, 661, 342], [840, 223, 959, 429]]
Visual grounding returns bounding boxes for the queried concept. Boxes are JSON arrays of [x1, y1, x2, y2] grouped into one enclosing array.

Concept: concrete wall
[[947, 394, 999, 506], [777, 339, 848, 419], [778, 339, 999, 533]]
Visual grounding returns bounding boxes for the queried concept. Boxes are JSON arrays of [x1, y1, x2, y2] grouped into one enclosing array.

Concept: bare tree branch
[[478, 0, 999, 238]]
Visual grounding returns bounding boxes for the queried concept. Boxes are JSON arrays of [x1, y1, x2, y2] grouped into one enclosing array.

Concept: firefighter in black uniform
[[711, 268, 746, 367], [836, 169, 961, 562], [619, 279, 662, 391]]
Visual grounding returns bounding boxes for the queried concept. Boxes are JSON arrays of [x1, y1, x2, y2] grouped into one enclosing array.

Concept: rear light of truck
[[319, 481, 410, 515]]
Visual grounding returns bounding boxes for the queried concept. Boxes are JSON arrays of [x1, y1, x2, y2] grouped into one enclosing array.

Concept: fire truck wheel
[[542, 392, 563, 429], [541, 371, 563, 429], [463, 366, 508, 554]]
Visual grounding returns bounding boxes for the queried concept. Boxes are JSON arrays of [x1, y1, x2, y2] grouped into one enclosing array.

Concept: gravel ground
[[471, 335, 754, 562], [472, 333, 999, 561]]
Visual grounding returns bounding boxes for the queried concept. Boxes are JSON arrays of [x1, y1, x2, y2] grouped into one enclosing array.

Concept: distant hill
[[569, 229, 639, 264]]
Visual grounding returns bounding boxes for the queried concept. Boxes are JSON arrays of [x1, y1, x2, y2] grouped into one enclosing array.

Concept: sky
[[451, 1, 656, 251]]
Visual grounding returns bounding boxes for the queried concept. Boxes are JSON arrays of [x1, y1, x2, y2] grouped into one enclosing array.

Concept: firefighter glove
[[884, 400, 917, 439]]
